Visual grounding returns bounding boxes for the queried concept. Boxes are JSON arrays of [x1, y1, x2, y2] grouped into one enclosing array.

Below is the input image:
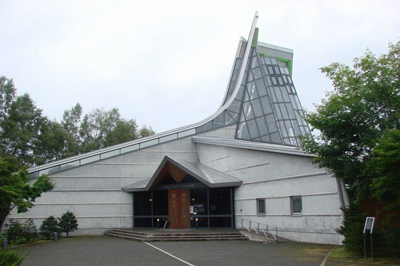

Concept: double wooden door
[[169, 189, 190, 229]]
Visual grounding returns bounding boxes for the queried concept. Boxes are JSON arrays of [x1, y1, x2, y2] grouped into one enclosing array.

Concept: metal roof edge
[[191, 136, 315, 157]]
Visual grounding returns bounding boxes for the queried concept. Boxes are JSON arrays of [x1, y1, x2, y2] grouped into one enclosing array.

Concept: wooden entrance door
[[169, 189, 190, 229]]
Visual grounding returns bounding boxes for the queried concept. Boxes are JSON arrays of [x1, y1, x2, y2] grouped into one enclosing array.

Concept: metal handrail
[[241, 219, 278, 242]]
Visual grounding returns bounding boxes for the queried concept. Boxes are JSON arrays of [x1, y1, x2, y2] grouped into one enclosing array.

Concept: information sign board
[[363, 217, 375, 234]]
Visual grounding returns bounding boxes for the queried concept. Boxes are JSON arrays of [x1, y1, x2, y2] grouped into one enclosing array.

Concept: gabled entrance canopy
[[122, 156, 242, 192]]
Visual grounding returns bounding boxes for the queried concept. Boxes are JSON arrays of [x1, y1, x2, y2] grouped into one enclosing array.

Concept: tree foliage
[[0, 156, 53, 233], [39, 216, 58, 240], [58, 211, 78, 237], [301, 42, 400, 204], [0, 76, 156, 167]]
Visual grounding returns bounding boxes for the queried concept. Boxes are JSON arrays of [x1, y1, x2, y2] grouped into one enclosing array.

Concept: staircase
[[105, 229, 249, 242]]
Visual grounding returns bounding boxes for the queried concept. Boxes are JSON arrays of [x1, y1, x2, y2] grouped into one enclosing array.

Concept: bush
[[58, 211, 78, 238], [0, 245, 27, 266], [39, 216, 59, 240], [337, 203, 399, 257], [22, 219, 38, 243], [3, 220, 24, 244]]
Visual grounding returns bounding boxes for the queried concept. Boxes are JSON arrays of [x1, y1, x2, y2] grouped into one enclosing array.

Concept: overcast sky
[[1, 0, 399, 133]]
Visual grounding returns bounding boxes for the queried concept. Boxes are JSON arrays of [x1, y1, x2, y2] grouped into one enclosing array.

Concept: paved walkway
[[17, 236, 345, 266]]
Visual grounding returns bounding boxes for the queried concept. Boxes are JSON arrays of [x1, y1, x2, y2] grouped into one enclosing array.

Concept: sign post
[[363, 217, 375, 260]]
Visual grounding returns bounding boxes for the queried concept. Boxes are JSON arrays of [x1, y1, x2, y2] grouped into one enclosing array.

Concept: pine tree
[[39, 216, 58, 240], [58, 211, 78, 238]]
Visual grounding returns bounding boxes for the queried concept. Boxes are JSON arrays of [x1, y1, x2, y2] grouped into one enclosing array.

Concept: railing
[[241, 219, 278, 243]]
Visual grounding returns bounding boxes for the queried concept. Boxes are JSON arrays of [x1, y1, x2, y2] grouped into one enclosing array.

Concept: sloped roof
[[122, 155, 242, 192]]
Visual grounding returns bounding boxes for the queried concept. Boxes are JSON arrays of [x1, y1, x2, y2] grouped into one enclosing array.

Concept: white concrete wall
[[9, 136, 199, 234], [195, 142, 344, 245]]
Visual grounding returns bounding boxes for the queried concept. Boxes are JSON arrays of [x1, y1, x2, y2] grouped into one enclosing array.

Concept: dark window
[[257, 199, 266, 215], [153, 190, 168, 215], [291, 196, 302, 215], [190, 188, 208, 215], [209, 188, 231, 215], [209, 217, 231, 228], [190, 217, 208, 228], [134, 218, 152, 227], [134, 192, 151, 216]]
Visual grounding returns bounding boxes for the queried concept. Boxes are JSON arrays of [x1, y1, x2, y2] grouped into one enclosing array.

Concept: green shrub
[[4, 220, 24, 244], [39, 216, 59, 240], [58, 211, 78, 237], [22, 219, 37, 242]]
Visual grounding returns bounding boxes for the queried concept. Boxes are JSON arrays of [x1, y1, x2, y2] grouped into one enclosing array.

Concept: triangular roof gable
[[122, 156, 242, 192]]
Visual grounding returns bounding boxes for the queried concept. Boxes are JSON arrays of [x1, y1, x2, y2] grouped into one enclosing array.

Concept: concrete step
[[105, 229, 249, 242]]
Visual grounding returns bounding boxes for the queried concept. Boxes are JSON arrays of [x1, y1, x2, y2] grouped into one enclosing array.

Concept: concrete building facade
[[9, 13, 347, 245]]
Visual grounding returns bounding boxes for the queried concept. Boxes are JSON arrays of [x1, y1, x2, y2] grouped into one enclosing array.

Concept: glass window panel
[[304, 126, 310, 134], [286, 103, 296, 119], [252, 67, 262, 80], [227, 99, 241, 113], [243, 90, 250, 102], [291, 86, 296, 93], [271, 77, 278, 86], [121, 144, 139, 154], [278, 61, 287, 67], [278, 121, 288, 137], [226, 110, 238, 123], [283, 138, 291, 145], [81, 155, 100, 165], [243, 102, 255, 120], [248, 82, 258, 100], [285, 68, 290, 74], [101, 149, 120, 160], [286, 85, 293, 94], [256, 117, 269, 135], [178, 128, 196, 138], [282, 75, 288, 83], [270, 58, 278, 65], [255, 79, 267, 97], [134, 191, 152, 216], [274, 66, 280, 74], [140, 139, 158, 148], [290, 95, 299, 109], [270, 132, 281, 143], [257, 199, 266, 215], [240, 110, 246, 122], [231, 70, 238, 83], [279, 104, 289, 119], [290, 137, 298, 146], [277, 77, 284, 85], [294, 95, 302, 109], [237, 122, 250, 139], [159, 134, 178, 143], [263, 57, 271, 64], [273, 104, 282, 119], [262, 65, 268, 75], [248, 72, 254, 82], [268, 66, 274, 75], [287, 76, 293, 83], [39, 166, 60, 176], [274, 87, 284, 102], [252, 99, 263, 117], [280, 67, 285, 73], [247, 119, 259, 139], [260, 96, 273, 114], [285, 120, 295, 137], [235, 86, 245, 101], [213, 113, 225, 129], [281, 87, 290, 102], [196, 121, 212, 133], [266, 114, 278, 132], [224, 111, 235, 125], [153, 190, 169, 215], [291, 196, 302, 214], [292, 120, 301, 136], [295, 111, 304, 125], [265, 76, 272, 87], [60, 161, 79, 171], [261, 135, 271, 142], [190, 188, 208, 215], [251, 56, 259, 68]]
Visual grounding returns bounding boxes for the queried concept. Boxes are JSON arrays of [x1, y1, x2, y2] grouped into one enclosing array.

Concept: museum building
[[10, 13, 348, 245]]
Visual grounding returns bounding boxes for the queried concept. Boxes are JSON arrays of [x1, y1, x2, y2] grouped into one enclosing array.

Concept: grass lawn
[[329, 246, 400, 265]]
